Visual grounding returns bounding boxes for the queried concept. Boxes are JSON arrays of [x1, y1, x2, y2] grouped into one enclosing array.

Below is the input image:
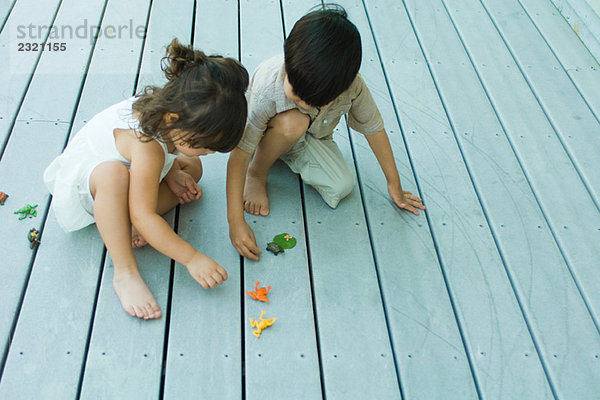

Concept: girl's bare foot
[[131, 226, 148, 248], [243, 170, 270, 216], [113, 268, 161, 319]]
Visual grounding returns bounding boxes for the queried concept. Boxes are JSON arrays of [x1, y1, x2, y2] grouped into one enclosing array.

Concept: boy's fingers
[[404, 204, 420, 215], [237, 243, 259, 260]]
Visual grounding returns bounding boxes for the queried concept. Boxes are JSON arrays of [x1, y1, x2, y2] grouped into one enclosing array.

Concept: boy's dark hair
[[284, 4, 361, 107], [133, 38, 249, 152]]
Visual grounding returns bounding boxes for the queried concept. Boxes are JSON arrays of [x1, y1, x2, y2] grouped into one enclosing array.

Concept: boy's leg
[[244, 109, 310, 215], [89, 161, 161, 320], [281, 134, 355, 208]]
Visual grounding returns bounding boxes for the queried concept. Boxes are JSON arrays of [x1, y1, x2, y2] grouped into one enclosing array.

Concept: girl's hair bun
[[162, 38, 208, 81]]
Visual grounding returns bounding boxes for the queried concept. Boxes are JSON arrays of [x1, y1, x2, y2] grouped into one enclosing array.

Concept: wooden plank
[[193, 0, 238, 59], [549, 0, 600, 66], [163, 1, 243, 398], [280, 2, 401, 399], [164, 154, 244, 400], [402, 0, 600, 397], [136, 0, 195, 90], [519, 0, 600, 137], [336, 2, 480, 398], [442, 0, 600, 347], [0, 0, 107, 387], [0, 219, 104, 400], [0, 0, 62, 152], [365, 0, 555, 398], [240, 1, 322, 398], [78, 1, 191, 399], [305, 122, 402, 400], [479, 0, 600, 215], [280, 0, 313, 36], [240, 0, 283, 73], [0, 0, 16, 33], [79, 221, 174, 400]]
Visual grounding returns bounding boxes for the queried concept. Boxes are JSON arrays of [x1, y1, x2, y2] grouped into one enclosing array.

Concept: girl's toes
[[151, 305, 162, 319], [132, 306, 145, 319], [145, 304, 160, 319], [124, 305, 137, 317]]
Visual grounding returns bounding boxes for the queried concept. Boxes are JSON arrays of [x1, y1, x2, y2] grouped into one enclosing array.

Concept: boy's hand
[[229, 220, 262, 261], [388, 183, 426, 215]]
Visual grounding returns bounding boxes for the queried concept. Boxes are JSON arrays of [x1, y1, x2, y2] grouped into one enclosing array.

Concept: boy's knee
[[323, 172, 355, 208], [268, 109, 310, 141]]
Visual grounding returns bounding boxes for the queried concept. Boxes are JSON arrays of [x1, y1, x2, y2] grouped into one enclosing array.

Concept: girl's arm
[[226, 147, 261, 260], [365, 129, 425, 215], [128, 140, 197, 265]]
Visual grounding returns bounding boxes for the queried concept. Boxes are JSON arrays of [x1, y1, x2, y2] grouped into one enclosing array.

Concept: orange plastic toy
[[246, 281, 271, 302], [249, 310, 277, 338]]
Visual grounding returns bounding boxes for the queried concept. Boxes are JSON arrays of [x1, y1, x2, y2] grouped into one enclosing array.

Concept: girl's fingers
[[211, 272, 225, 285], [217, 266, 228, 281], [204, 276, 218, 289], [186, 180, 199, 195]]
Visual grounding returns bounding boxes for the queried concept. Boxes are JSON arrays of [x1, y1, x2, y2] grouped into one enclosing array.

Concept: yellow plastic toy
[[249, 310, 277, 338]]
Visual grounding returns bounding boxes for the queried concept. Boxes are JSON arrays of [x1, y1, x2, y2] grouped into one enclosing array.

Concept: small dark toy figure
[[266, 241, 284, 255], [15, 204, 38, 220], [0, 192, 8, 205], [28, 228, 41, 249]]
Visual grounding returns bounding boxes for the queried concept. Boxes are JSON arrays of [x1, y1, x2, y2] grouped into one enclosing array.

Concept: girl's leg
[[244, 109, 310, 216], [89, 161, 161, 320], [131, 155, 203, 247]]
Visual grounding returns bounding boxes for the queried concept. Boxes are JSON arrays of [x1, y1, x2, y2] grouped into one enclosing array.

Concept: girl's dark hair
[[133, 38, 249, 152], [284, 4, 361, 107]]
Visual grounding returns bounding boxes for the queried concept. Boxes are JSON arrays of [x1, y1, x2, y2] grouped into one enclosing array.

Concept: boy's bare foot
[[243, 170, 270, 216], [113, 268, 161, 320], [131, 226, 148, 248]]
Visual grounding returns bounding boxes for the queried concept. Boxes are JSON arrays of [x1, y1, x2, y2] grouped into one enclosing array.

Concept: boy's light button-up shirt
[[238, 54, 385, 155]]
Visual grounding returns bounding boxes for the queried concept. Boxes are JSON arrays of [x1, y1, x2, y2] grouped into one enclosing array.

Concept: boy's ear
[[163, 112, 179, 125]]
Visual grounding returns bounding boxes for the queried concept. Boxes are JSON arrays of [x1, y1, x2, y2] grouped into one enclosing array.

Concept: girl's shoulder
[[80, 97, 138, 133]]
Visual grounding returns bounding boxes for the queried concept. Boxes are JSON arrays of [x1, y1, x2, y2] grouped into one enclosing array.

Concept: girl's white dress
[[44, 97, 177, 232]]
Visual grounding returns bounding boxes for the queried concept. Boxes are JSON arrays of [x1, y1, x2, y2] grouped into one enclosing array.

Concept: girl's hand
[[186, 252, 228, 289], [388, 183, 426, 215], [229, 219, 261, 261], [165, 169, 202, 204]]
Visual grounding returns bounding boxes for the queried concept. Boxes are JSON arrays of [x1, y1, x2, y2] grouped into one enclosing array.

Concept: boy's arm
[[226, 147, 262, 260], [365, 129, 426, 215]]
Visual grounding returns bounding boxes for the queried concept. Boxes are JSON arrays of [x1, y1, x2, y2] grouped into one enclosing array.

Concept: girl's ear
[[163, 112, 179, 125]]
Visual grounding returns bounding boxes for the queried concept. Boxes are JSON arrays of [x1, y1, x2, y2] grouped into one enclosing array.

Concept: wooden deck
[[1, 0, 600, 398]]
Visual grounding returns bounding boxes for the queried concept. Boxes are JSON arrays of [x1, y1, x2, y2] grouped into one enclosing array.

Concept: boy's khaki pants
[[280, 133, 356, 208]]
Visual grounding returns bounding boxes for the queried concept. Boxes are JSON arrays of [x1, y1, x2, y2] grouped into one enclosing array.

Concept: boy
[[227, 5, 425, 260]]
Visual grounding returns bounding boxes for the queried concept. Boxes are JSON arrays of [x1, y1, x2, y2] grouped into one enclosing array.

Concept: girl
[[44, 39, 249, 320]]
